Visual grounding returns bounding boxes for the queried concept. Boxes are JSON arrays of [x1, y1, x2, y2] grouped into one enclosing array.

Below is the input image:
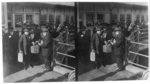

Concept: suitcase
[[103, 44, 112, 53], [18, 51, 23, 63], [31, 45, 39, 54], [90, 50, 95, 62]]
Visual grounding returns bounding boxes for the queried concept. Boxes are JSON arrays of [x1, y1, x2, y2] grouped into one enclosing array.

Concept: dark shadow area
[[138, 48, 148, 67], [67, 49, 76, 68], [16, 71, 48, 82], [3, 54, 43, 77], [3, 61, 24, 77], [91, 71, 118, 81], [78, 61, 96, 75]]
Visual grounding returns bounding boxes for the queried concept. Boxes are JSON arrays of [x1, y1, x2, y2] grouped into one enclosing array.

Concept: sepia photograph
[[76, 2, 149, 81], [2, 2, 75, 82]]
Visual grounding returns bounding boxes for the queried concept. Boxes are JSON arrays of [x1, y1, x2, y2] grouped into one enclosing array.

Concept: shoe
[[116, 67, 125, 71], [30, 64, 34, 68], [24, 65, 28, 70], [45, 66, 53, 71], [103, 64, 106, 67]]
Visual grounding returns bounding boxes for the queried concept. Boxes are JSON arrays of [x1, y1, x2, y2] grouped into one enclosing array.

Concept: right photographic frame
[[76, 2, 149, 81]]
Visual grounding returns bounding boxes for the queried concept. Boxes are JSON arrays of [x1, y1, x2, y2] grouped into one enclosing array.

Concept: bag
[[18, 51, 23, 63], [103, 44, 112, 53], [31, 45, 39, 54], [90, 50, 95, 62]]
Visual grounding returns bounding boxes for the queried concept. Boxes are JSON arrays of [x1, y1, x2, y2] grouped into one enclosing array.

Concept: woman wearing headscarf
[[18, 28, 32, 69], [91, 26, 104, 69]]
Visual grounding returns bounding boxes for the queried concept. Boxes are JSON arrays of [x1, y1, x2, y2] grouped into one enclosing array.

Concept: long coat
[[112, 31, 125, 59], [76, 30, 91, 62], [18, 34, 31, 55], [40, 32, 53, 58], [92, 33, 104, 55], [40, 30, 59, 63]]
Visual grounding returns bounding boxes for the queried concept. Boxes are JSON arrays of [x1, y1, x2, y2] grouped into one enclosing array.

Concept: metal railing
[[54, 40, 75, 70], [53, 26, 75, 70], [126, 26, 148, 69]]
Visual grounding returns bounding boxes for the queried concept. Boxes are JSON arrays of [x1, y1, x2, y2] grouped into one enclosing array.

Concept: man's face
[[24, 31, 29, 35], [42, 32, 47, 36]]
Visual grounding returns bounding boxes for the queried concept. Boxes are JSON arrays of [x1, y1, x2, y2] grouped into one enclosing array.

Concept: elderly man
[[111, 25, 125, 71], [39, 25, 60, 71]]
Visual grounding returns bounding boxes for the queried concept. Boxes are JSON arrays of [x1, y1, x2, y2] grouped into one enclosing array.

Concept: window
[[71, 16, 74, 23], [86, 13, 94, 27], [40, 14, 47, 25], [8, 13, 12, 27], [141, 15, 145, 22], [49, 14, 54, 25], [65, 15, 69, 24], [127, 14, 131, 27], [111, 14, 118, 24], [56, 15, 61, 27], [97, 14, 104, 24], [15, 14, 23, 27], [135, 15, 140, 24], [26, 14, 33, 23], [120, 14, 125, 26]]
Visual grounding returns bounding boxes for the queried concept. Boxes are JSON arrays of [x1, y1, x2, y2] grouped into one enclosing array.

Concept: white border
[[0, 0, 149, 84]]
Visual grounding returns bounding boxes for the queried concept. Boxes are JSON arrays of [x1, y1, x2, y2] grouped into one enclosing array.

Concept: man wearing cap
[[77, 26, 91, 64], [39, 25, 60, 71], [111, 25, 125, 71]]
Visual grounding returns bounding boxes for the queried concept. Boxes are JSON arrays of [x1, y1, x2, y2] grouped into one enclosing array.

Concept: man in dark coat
[[39, 26, 53, 70], [111, 26, 125, 71], [39, 25, 60, 71], [77, 26, 91, 64], [3, 28, 10, 62], [8, 28, 20, 63]]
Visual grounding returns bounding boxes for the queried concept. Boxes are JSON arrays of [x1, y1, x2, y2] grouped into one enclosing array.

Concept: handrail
[[58, 42, 75, 47], [54, 38, 75, 71], [57, 52, 75, 58], [126, 25, 148, 70], [129, 51, 148, 58], [128, 61, 148, 69], [130, 41, 148, 46], [56, 62, 75, 70]]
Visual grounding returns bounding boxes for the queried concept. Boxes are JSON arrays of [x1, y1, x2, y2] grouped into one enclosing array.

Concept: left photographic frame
[[2, 2, 76, 82]]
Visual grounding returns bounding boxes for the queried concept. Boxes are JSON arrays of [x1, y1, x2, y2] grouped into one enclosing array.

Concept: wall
[[7, 3, 74, 30], [78, 3, 148, 27]]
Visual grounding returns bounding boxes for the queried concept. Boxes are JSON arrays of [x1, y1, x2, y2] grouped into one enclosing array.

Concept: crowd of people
[[77, 21, 148, 71], [2, 19, 147, 72], [3, 21, 75, 71]]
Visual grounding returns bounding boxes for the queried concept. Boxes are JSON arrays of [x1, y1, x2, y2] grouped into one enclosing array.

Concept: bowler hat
[[114, 26, 121, 31], [41, 26, 48, 32], [23, 28, 29, 32]]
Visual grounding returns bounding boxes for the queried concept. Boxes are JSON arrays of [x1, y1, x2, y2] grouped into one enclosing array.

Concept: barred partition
[[126, 25, 148, 69]]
